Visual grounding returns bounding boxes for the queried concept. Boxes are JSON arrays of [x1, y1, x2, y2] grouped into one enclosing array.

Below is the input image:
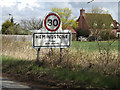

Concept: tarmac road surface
[[0, 76, 35, 90]]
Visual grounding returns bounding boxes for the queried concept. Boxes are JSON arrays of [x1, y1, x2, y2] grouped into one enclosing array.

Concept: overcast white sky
[[0, 0, 120, 29]]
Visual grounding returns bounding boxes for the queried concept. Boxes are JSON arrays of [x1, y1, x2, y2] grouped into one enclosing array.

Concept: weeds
[[2, 55, 120, 89], [2, 36, 120, 75]]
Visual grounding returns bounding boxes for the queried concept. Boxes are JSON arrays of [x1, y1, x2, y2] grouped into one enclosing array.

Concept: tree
[[2, 20, 14, 34], [1, 16, 20, 34], [87, 6, 117, 68], [4, 25, 20, 35], [2, 16, 31, 35], [99, 30, 116, 40], [4, 25, 31, 35], [76, 28, 90, 37], [51, 8, 78, 29], [20, 18, 42, 30], [87, 6, 109, 14]]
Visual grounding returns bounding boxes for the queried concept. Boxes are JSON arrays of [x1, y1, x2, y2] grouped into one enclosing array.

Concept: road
[[0, 76, 35, 90]]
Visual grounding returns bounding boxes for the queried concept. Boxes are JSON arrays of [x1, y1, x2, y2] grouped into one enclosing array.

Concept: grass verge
[[71, 41, 118, 52], [2, 55, 120, 89]]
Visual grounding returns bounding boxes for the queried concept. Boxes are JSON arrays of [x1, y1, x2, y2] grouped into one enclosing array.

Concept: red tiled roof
[[65, 26, 76, 34]]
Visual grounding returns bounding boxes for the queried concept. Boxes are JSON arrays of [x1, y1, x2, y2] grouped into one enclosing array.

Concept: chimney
[[80, 8, 85, 16]]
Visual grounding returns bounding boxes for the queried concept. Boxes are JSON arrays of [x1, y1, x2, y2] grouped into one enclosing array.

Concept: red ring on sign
[[44, 13, 61, 32]]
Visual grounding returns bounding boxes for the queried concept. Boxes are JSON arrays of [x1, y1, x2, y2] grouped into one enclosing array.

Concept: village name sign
[[32, 12, 72, 48], [31, 12, 72, 62]]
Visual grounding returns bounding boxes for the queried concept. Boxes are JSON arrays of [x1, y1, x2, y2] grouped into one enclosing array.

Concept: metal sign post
[[31, 12, 72, 64], [37, 48, 40, 63], [60, 48, 62, 63]]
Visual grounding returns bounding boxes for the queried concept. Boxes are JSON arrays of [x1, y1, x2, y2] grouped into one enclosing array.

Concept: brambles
[[2, 36, 120, 89], [2, 36, 119, 75]]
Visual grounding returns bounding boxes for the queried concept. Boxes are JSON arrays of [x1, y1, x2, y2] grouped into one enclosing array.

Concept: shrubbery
[[2, 25, 31, 35], [2, 20, 14, 34], [99, 30, 117, 40], [2, 17, 31, 35], [76, 28, 91, 40]]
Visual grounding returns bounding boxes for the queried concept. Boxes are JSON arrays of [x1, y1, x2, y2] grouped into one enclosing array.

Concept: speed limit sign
[[44, 13, 61, 32], [32, 12, 72, 48]]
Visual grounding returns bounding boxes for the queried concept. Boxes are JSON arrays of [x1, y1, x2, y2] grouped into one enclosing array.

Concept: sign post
[[31, 12, 72, 63], [60, 48, 62, 63], [37, 48, 40, 63]]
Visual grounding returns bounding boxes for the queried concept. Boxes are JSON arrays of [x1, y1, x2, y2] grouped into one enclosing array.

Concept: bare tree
[[87, 6, 109, 14], [86, 8, 118, 73], [20, 18, 42, 30]]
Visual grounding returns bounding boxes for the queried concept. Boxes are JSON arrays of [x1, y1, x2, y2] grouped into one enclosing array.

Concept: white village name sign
[[32, 12, 72, 48]]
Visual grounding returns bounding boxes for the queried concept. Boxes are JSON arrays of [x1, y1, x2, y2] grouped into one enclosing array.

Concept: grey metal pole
[[51, 48, 53, 55], [60, 48, 62, 63], [37, 48, 40, 63]]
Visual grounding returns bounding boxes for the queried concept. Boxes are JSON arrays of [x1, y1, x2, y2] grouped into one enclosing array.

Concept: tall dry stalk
[[2, 36, 119, 75]]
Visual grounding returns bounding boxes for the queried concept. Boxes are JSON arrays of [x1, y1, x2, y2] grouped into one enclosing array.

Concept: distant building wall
[[2, 35, 32, 42]]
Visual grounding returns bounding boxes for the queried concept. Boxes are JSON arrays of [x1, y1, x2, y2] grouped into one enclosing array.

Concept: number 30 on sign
[[44, 13, 61, 32]]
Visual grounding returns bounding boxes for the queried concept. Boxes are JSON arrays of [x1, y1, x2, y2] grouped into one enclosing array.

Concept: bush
[[2, 20, 14, 34], [76, 28, 91, 40], [72, 35, 77, 41], [5, 26, 20, 35], [19, 29, 31, 35], [100, 30, 117, 40], [3, 25, 31, 35], [2, 18, 31, 35]]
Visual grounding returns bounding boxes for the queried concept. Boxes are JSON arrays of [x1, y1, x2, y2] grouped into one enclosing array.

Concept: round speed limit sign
[[44, 13, 61, 32]]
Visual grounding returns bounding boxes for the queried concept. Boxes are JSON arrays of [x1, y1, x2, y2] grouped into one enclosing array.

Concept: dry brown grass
[[2, 36, 50, 60], [2, 36, 120, 75]]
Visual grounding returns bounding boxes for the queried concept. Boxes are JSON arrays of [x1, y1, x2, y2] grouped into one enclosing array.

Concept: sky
[[0, 0, 120, 29]]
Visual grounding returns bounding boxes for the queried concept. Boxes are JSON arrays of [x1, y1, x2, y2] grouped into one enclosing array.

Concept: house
[[76, 8, 119, 37], [116, 29, 120, 38], [112, 20, 120, 37]]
